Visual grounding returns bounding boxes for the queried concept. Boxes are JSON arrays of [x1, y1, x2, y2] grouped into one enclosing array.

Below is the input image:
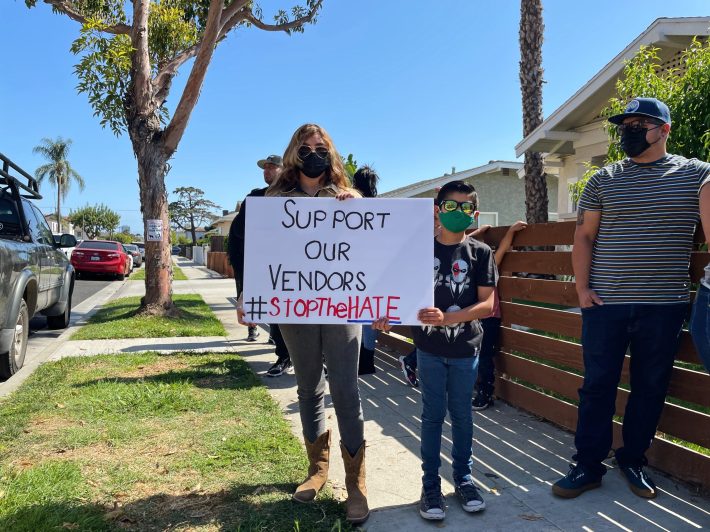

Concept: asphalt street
[[28, 275, 115, 332]]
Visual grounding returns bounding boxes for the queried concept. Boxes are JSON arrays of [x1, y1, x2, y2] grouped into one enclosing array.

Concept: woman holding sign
[[239, 124, 369, 524]]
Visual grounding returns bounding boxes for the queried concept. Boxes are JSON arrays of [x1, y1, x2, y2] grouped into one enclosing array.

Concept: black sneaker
[[419, 488, 445, 521], [455, 480, 485, 513], [246, 326, 259, 342], [619, 464, 657, 499], [266, 359, 292, 377], [552, 464, 602, 498], [399, 355, 419, 387], [472, 391, 494, 411], [267, 335, 275, 345]]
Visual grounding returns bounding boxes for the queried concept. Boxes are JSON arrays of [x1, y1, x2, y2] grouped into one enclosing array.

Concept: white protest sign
[[243, 197, 434, 325]]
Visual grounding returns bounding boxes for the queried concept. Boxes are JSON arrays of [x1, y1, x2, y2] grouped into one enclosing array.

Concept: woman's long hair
[[270, 124, 352, 193]]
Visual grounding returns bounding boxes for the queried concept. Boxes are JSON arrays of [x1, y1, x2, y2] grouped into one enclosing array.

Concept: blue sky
[[1, 0, 708, 232]]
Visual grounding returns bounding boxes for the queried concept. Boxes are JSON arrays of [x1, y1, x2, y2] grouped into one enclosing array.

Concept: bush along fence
[[378, 220, 710, 489]]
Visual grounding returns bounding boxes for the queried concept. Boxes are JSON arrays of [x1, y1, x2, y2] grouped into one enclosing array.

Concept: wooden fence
[[379, 220, 710, 488], [210, 236, 227, 253], [206, 251, 234, 278]]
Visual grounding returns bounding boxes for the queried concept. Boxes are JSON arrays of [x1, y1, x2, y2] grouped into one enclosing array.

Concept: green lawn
[[129, 264, 187, 281], [0, 353, 350, 531], [72, 294, 226, 340]]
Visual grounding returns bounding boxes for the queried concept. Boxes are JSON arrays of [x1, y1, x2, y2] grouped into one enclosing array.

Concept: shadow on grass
[[0, 482, 351, 532], [73, 356, 264, 391], [88, 299, 213, 325]]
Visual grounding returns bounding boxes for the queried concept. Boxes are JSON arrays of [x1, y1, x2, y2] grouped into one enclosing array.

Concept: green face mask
[[438, 210, 474, 233]]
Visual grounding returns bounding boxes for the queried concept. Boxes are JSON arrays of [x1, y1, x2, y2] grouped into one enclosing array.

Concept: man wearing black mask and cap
[[229, 155, 292, 377], [552, 98, 710, 500]]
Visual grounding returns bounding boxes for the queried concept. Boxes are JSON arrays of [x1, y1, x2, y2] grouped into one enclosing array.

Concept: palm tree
[[33, 137, 85, 233], [519, 0, 548, 223]]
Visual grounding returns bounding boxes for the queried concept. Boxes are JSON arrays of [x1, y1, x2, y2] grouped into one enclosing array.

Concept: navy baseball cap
[[608, 97, 671, 125]]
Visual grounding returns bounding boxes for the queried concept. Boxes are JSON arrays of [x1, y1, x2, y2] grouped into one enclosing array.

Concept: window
[[29, 204, 55, 246], [78, 241, 119, 251], [478, 212, 498, 227], [0, 195, 22, 238]]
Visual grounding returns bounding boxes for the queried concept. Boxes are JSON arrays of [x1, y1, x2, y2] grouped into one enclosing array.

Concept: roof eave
[[515, 17, 710, 157], [380, 161, 523, 198]]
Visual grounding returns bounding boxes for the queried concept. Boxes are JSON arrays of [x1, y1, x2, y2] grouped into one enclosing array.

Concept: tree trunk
[[519, 0, 548, 224], [524, 151, 548, 223], [126, 97, 176, 314], [190, 214, 196, 245], [57, 181, 62, 233], [136, 141, 176, 314]]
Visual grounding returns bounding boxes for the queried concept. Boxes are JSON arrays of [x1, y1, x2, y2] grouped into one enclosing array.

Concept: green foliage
[[169, 186, 219, 244], [71, 20, 133, 135], [568, 163, 599, 208], [341, 153, 358, 179], [68, 203, 120, 239], [603, 40, 710, 163], [148, 3, 199, 65], [112, 232, 134, 244], [26, 0, 322, 138], [572, 40, 710, 202], [32, 137, 85, 200]]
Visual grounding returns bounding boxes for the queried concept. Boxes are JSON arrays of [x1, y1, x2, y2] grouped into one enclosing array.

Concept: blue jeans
[[476, 317, 501, 396], [689, 284, 710, 372], [361, 325, 379, 351], [574, 303, 687, 475], [418, 349, 479, 489]]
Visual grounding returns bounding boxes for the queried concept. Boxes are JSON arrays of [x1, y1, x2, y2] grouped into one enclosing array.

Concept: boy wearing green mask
[[373, 180, 498, 521]]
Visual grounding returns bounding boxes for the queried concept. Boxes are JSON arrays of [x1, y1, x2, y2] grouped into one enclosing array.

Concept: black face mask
[[299, 152, 329, 179], [620, 127, 651, 158]]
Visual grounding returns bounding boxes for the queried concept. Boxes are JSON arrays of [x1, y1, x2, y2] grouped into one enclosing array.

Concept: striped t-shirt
[[578, 154, 710, 304]]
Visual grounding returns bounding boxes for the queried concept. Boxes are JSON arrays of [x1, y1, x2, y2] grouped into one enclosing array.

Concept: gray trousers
[[279, 324, 364, 455]]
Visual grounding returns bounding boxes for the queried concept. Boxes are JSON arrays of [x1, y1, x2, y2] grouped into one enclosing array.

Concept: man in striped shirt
[[552, 98, 710, 500]]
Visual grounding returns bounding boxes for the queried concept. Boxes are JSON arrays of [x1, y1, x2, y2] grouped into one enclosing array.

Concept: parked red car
[[71, 240, 131, 280]]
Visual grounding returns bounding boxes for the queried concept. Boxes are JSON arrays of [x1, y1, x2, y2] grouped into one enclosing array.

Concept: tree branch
[[244, 0, 323, 33], [132, 0, 153, 116], [219, 0, 250, 28], [162, 0, 224, 154], [152, 0, 250, 106], [153, 45, 199, 106], [42, 0, 131, 34]]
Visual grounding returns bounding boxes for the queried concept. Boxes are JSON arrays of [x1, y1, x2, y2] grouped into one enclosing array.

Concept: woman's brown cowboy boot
[[292, 430, 330, 503], [340, 440, 370, 524]]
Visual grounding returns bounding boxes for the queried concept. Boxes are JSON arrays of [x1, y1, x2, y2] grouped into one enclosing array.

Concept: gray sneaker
[[246, 326, 259, 342]]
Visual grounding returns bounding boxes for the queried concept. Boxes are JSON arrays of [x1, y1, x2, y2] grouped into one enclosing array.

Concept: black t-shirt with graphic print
[[412, 236, 498, 358]]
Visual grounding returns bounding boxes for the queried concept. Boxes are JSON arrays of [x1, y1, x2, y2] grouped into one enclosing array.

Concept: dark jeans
[[403, 348, 417, 368], [270, 324, 290, 362], [476, 317, 500, 396], [689, 284, 710, 372], [574, 303, 687, 475], [418, 349, 479, 488]]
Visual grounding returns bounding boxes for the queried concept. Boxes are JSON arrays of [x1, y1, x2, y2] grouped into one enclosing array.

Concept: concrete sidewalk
[[24, 257, 710, 530]]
